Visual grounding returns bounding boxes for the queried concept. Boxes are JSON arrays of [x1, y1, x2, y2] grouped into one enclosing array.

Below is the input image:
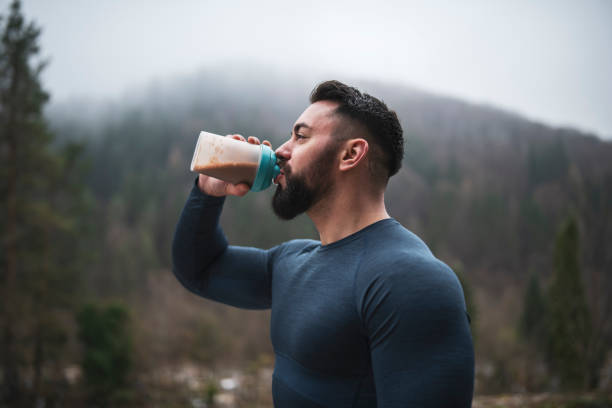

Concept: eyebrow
[[293, 123, 312, 134]]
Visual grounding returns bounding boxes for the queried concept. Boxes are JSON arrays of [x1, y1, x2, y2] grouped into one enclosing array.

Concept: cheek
[[291, 143, 328, 175]]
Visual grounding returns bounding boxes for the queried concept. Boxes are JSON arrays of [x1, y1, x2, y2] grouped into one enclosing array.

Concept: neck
[[308, 183, 390, 246]]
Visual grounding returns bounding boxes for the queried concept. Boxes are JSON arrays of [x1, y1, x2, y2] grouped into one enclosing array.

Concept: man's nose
[[275, 140, 291, 162]]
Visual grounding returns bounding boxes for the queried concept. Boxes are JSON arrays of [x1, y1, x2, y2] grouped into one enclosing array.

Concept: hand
[[197, 134, 272, 197]]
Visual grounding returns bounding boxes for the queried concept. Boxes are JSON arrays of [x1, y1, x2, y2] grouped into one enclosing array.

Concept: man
[[172, 80, 474, 407]]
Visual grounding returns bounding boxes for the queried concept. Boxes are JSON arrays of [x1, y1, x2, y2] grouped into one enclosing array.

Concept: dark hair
[[310, 80, 404, 179]]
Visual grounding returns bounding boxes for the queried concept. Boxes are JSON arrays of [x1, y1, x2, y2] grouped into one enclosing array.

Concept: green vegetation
[[517, 218, 607, 391], [77, 302, 133, 405], [0, 0, 91, 404], [547, 217, 592, 389]]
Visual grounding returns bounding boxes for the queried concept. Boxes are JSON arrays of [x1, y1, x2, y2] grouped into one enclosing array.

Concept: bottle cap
[[251, 144, 281, 192]]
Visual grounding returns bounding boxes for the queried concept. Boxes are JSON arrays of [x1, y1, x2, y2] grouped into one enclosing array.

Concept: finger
[[262, 140, 272, 147], [247, 136, 261, 145], [229, 134, 246, 142], [225, 183, 250, 197]]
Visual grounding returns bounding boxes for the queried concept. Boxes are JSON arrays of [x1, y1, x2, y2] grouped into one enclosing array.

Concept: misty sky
[[6, 0, 612, 139]]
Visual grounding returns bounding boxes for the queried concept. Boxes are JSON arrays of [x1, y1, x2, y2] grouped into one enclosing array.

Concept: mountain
[[46, 68, 612, 392]]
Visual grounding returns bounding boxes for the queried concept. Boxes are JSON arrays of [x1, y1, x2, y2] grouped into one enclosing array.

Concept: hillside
[[47, 69, 612, 394]]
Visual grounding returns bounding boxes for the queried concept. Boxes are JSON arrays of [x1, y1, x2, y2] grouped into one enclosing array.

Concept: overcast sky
[[6, 0, 612, 139]]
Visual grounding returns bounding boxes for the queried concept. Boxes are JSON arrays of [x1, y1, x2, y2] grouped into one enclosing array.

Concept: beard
[[272, 145, 338, 220]]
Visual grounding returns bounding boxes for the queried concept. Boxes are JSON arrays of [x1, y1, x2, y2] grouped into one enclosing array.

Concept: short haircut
[[310, 80, 404, 181]]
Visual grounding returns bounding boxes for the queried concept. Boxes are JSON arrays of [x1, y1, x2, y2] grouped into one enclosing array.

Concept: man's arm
[[171, 179, 278, 309], [359, 258, 474, 407], [172, 134, 278, 310]]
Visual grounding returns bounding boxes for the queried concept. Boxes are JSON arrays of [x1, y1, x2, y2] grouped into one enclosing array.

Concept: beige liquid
[[194, 162, 259, 185]]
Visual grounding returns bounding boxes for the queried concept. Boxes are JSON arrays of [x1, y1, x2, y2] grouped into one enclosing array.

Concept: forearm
[[171, 179, 273, 309], [172, 179, 228, 288]]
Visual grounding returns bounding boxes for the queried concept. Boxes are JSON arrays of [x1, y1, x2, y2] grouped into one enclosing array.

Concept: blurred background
[[1, 0, 611, 407]]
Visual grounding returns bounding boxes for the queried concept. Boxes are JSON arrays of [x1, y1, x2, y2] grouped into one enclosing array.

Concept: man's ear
[[338, 138, 369, 172]]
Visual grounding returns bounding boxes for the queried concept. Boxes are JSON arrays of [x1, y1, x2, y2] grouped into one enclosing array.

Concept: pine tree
[[546, 216, 592, 390], [0, 0, 91, 402], [0, 0, 48, 400], [77, 303, 133, 405]]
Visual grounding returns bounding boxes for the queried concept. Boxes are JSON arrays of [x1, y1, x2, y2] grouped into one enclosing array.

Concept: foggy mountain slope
[[50, 68, 611, 180], [48, 66, 609, 150], [41, 69, 612, 394], [47, 67, 313, 145], [46, 67, 612, 293]]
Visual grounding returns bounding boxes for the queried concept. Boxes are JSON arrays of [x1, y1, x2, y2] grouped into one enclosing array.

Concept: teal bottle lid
[[251, 145, 281, 192]]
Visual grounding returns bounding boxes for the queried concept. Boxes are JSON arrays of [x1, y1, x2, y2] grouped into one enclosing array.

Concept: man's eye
[[295, 134, 306, 140]]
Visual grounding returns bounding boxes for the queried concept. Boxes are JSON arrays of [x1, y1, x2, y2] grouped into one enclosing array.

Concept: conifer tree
[[0, 0, 48, 400], [77, 303, 133, 405], [546, 216, 591, 390], [0, 0, 90, 402]]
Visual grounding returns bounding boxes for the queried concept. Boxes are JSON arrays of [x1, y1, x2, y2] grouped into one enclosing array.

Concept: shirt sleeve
[[358, 257, 475, 408], [171, 179, 280, 309]]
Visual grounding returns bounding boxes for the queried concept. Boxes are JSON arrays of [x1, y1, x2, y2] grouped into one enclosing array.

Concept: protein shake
[[190, 131, 280, 192]]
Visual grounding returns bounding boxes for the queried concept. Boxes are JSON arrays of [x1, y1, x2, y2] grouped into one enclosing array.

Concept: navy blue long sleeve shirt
[[172, 181, 474, 407]]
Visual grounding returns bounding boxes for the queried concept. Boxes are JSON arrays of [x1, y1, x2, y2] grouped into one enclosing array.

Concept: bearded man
[[172, 80, 474, 407]]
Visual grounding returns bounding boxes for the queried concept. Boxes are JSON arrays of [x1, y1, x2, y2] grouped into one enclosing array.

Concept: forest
[[1, 1, 611, 407]]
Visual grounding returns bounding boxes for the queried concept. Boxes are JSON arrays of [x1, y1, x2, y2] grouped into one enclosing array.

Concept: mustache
[[277, 159, 291, 174]]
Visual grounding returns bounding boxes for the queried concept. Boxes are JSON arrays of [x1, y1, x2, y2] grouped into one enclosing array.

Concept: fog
[[8, 0, 612, 139]]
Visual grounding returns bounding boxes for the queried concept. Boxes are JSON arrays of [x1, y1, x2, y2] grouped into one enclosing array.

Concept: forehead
[[294, 100, 340, 134]]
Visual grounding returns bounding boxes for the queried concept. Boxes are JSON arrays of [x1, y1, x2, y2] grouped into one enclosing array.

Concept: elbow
[[171, 237, 203, 295], [171, 227, 195, 282]]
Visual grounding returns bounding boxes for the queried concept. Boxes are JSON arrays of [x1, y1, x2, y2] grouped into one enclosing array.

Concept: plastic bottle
[[190, 131, 280, 192]]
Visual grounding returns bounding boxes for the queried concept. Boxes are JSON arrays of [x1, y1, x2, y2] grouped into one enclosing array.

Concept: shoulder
[[358, 220, 460, 289], [357, 255, 464, 311], [360, 219, 432, 260], [279, 238, 319, 253], [355, 220, 465, 317], [268, 238, 319, 261]]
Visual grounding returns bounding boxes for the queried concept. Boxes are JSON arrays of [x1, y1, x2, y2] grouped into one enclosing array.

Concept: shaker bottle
[[190, 131, 281, 192]]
